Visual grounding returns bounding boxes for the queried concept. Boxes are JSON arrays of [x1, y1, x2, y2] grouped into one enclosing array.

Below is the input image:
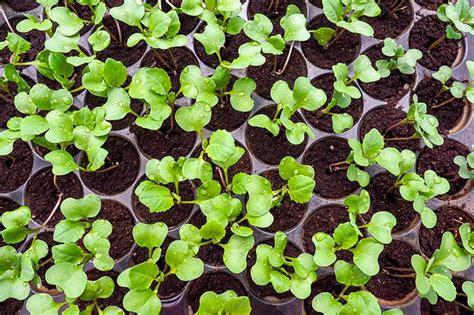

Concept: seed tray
[[0, 0, 473, 314]]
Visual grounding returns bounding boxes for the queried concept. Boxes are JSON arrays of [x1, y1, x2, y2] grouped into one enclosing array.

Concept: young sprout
[[431, 61, 474, 109], [310, 0, 381, 47], [454, 151, 474, 180], [325, 55, 381, 133], [376, 38, 422, 78], [196, 290, 252, 315], [251, 231, 318, 299], [248, 77, 327, 145], [433, 0, 474, 51], [312, 261, 403, 315], [411, 231, 471, 305], [112, 0, 187, 75]]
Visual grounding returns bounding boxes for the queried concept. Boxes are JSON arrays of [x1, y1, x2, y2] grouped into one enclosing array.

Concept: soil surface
[[365, 240, 417, 302], [415, 0, 447, 11], [141, 47, 199, 91], [247, 0, 307, 35], [246, 239, 301, 302], [246, 105, 308, 165], [97, 16, 147, 67], [25, 167, 83, 227], [302, 204, 353, 262], [359, 43, 415, 102], [5, 0, 40, 11], [416, 138, 470, 198], [302, 73, 363, 133], [80, 136, 140, 195], [0, 197, 21, 248], [302, 137, 358, 199], [194, 26, 248, 68], [0, 82, 22, 128], [365, 172, 417, 233], [414, 77, 467, 133], [363, 0, 413, 39], [132, 176, 194, 228], [247, 46, 308, 99], [301, 15, 361, 69], [131, 237, 187, 299], [419, 205, 472, 257], [260, 169, 307, 233], [131, 112, 197, 160], [0, 298, 24, 315], [359, 105, 421, 152], [84, 92, 143, 131], [409, 15, 462, 70], [0, 142, 33, 193], [187, 272, 246, 312], [96, 200, 135, 260]]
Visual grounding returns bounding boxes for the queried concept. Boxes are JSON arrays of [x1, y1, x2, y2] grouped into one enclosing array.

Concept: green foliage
[[376, 38, 422, 77], [196, 290, 251, 315], [248, 77, 326, 144], [406, 95, 444, 149], [437, 0, 474, 39], [433, 62, 474, 105]]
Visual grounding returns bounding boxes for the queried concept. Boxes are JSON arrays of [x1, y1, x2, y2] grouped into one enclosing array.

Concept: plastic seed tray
[[0, 0, 473, 314]]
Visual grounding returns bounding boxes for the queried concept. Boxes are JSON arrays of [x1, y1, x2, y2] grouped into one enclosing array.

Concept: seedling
[[376, 38, 422, 77], [112, 0, 187, 75], [454, 151, 474, 180], [312, 261, 403, 315], [310, 0, 381, 47], [248, 77, 327, 145], [196, 290, 251, 315], [323, 55, 381, 133], [251, 231, 318, 299], [433, 0, 474, 51], [431, 61, 474, 109]]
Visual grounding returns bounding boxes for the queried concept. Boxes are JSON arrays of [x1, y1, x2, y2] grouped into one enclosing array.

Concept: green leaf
[[194, 23, 225, 56], [366, 212, 397, 244], [110, 0, 145, 26], [223, 235, 255, 273], [50, 7, 83, 36], [312, 232, 336, 267], [280, 5, 310, 42], [135, 181, 174, 213], [332, 113, 353, 134], [133, 222, 168, 250], [45, 31, 79, 53], [60, 194, 101, 221], [165, 240, 204, 281], [354, 55, 381, 83], [53, 220, 85, 243], [175, 102, 211, 134], [430, 274, 456, 301], [45, 110, 74, 143], [334, 261, 370, 287], [45, 262, 87, 298], [182, 158, 213, 183], [123, 289, 161, 315], [248, 114, 279, 136], [333, 223, 358, 249], [26, 293, 63, 315], [279, 156, 315, 180], [351, 238, 384, 276], [312, 292, 343, 315], [462, 281, 474, 309], [229, 78, 256, 112], [288, 175, 315, 203]]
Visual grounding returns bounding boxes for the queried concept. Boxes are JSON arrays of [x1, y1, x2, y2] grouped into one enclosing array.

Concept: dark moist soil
[[365, 172, 417, 233], [362, 0, 413, 39], [419, 205, 473, 257], [420, 277, 471, 315], [414, 77, 466, 133], [417, 138, 470, 198], [130, 237, 187, 299], [105, 0, 124, 7], [187, 211, 227, 266], [409, 15, 462, 70], [246, 239, 301, 302], [415, 0, 448, 11], [359, 43, 415, 102], [359, 105, 421, 152], [309, 0, 322, 7], [302, 137, 358, 199], [84, 92, 143, 130], [304, 275, 356, 315], [0, 142, 33, 193], [0, 82, 23, 128], [130, 113, 197, 160], [246, 105, 308, 165], [260, 169, 307, 233], [302, 73, 363, 133], [5, 0, 40, 11], [247, 46, 308, 99], [78, 269, 128, 314], [365, 240, 417, 302], [0, 16, 45, 65], [141, 47, 199, 91], [132, 175, 194, 228], [0, 298, 24, 315], [301, 15, 361, 70], [96, 200, 135, 260], [187, 272, 246, 313], [96, 16, 147, 67], [0, 197, 21, 248], [194, 24, 248, 68], [247, 0, 307, 35], [80, 136, 140, 195], [27, 232, 57, 293], [206, 75, 250, 132], [191, 140, 252, 185], [302, 205, 353, 262], [25, 167, 84, 227]]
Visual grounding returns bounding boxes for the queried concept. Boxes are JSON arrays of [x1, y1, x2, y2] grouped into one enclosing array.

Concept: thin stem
[[0, 8, 14, 33], [384, 266, 414, 272], [337, 285, 349, 300], [428, 33, 447, 52], [385, 134, 417, 142], [454, 301, 473, 312], [38, 257, 53, 268], [329, 161, 349, 173], [69, 85, 85, 93], [168, 49, 178, 72], [102, 24, 119, 42], [383, 118, 407, 136], [216, 166, 226, 188], [153, 49, 174, 72], [276, 42, 295, 75], [325, 28, 346, 49], [272, 55, 278, 73], [40, 193, 64, 228], [96, 162, 119, 173], [390, 0, 406, 17], [53, 175, 61, 191], [113, 18, 123, 43], [431, 96, 457, 109]]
